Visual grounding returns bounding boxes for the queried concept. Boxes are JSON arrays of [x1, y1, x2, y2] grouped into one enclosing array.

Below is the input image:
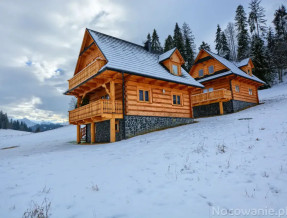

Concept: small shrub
[[217, 144, 227, 154], [23, 198, 51, 218]]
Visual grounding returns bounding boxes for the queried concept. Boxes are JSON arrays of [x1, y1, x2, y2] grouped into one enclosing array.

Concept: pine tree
[[250, 35, 270, 84], [235, 5, 250, 61], [266, 27, 276, 75], [164, 35, 174, 52], [221, 32, 231, 60], [182, 22, 196, 71], [146, 33, 151, 41], [198, 41, 211, 51], [215, 25, 222, 54], [173, 23, 185, 55], [273, 5, 287, 40], [248, 0, 267, 37], [151, 29, 162, 53]]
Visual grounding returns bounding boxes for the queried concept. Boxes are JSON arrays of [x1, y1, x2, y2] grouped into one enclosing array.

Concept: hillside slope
[[0, 83, 286, 218]]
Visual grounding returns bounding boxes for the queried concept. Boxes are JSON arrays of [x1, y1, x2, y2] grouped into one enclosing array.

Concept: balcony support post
[[77, 125, 81, 144], [110, 117, 116, 143], [91, 122, 95, 143], [77, 96, 82, 108], [110, 80, 115, 113], [189, 90, 194, 118], [219, 101, 224, 115]]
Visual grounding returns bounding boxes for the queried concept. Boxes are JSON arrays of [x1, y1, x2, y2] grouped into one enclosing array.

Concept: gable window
[[208, 66, 214, 74], [172, 94, 182, 106], [209, 88, 214, 92], [235, 85, 240, 92], [138, 89, 150, 102], [249, 88, 253, 95], [199, 69, 204, 77], [172, 65, 178, 75], [203, 89, 208, 93]]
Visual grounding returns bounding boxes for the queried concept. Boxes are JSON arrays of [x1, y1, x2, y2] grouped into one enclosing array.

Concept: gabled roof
[[158, 48, 177, 62], [87, 29, 203, 88], [202, 50, 265, 84], [233, 58, 250, 68]]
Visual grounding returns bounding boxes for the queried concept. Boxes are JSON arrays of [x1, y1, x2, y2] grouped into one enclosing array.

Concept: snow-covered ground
[[0, 83, 287, 218]]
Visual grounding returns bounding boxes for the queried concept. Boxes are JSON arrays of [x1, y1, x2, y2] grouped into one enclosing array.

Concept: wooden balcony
[[68, 59, 106, 90], [69, 99, 123, 124], [191, 89, 232, 106]]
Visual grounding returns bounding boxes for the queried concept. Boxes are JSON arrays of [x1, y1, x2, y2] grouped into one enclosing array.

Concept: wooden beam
[[110, 80, 115, 112], [77, 125, 81, 144], [91, 122, 95, 143], [77, 96, 82, 107], [110, 118, 116, 142], [219, 101, 224, 115], [102, 84, 111, 96]]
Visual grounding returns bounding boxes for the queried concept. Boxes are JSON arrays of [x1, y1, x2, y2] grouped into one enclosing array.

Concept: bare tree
[[224, 22, 238, 61]]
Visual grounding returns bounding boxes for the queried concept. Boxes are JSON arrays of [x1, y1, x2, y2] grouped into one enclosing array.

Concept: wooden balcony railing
[[191, 89, 232, 106], [68, 59, 106, 90], [69, 99, 123, 124]]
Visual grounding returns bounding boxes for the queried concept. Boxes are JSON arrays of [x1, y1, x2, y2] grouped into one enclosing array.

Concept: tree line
[[145, 0, 287, 85], [0, 111, 32, 132]]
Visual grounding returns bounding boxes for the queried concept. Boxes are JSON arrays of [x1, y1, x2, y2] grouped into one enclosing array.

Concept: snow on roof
[[233, 58, 250, 67], [204, 50, 265, 84], [88, 29, 204, 88], [158, 48, 177, 62], [197, 71, 233, 83]]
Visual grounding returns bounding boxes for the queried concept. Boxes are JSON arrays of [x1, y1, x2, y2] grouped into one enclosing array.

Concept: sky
[[0, 0, 285, 123]]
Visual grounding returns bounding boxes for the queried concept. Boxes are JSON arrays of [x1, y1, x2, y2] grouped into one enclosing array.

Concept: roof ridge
[[87, 28, 145, 50]]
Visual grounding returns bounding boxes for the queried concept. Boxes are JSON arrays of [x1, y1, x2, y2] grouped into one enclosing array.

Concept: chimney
[[144, 39, 151, 52]]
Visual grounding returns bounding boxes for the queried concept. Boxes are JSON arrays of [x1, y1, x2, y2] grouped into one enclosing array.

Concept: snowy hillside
[[0, 83, 287, 218]]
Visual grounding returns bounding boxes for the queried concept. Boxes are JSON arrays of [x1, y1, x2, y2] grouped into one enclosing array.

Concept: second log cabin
[[189, 49, 265, 117]]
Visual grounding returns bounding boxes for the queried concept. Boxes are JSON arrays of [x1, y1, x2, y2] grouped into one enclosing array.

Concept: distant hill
[[31, 123, 63, 132], [18, 118, 36, 128]]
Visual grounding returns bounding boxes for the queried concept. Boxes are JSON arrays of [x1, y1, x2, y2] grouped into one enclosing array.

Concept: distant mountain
[[18, 118, 36, 128], [15, 118, 66, 132]]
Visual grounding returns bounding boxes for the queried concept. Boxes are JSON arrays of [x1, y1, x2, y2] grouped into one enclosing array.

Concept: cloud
[[0, 0, 284, 122]]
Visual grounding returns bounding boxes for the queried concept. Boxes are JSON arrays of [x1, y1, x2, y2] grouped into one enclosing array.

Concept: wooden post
[[77, 125, 81, 144], [110, 118, 116, 142], [77, 96, 82, 108], [91, 122, 95, 144], [219, 101, 224, 115], [110, 81, 115, 113], [189, 90, 194, 118]]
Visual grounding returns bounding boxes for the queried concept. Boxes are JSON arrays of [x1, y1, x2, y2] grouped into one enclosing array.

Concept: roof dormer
[[159, 48, 185, 76]]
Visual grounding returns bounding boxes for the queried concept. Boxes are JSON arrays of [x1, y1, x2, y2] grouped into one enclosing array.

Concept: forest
[[0, 111, 32, 132], [145, 0, 287, 85]]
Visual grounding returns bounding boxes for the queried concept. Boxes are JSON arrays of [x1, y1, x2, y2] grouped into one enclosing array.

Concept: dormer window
[[208, 66, 214, 74], [199, 69, 204, 77], [172, 65, 178, 75]]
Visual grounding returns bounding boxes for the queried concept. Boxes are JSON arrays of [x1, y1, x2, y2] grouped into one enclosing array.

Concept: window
[[115, 120, 120, 133], [235, 85, 240, 92], [199, 69, 204, 77], [172, 94, 182, 105], [208, 65, 214, 74], [138, 89, 150, 102], [172, 65, 178, 75], [203, 88, 213, 93], [249, 88, 253, 95]]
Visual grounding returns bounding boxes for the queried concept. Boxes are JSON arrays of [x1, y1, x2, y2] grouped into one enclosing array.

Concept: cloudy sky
[[0, 0, 284, 123]]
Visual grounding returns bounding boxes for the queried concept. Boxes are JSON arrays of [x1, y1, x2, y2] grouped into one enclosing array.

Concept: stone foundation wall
[[193, 100, 257, 118], [124, 115, 193, 138], [86, 119, 124, 143], [232, 100, 256, 112]]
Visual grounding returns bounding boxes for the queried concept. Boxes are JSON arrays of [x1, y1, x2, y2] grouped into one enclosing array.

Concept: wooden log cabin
[[189, 49, 265, 117], [64, 28, 204, 143]]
